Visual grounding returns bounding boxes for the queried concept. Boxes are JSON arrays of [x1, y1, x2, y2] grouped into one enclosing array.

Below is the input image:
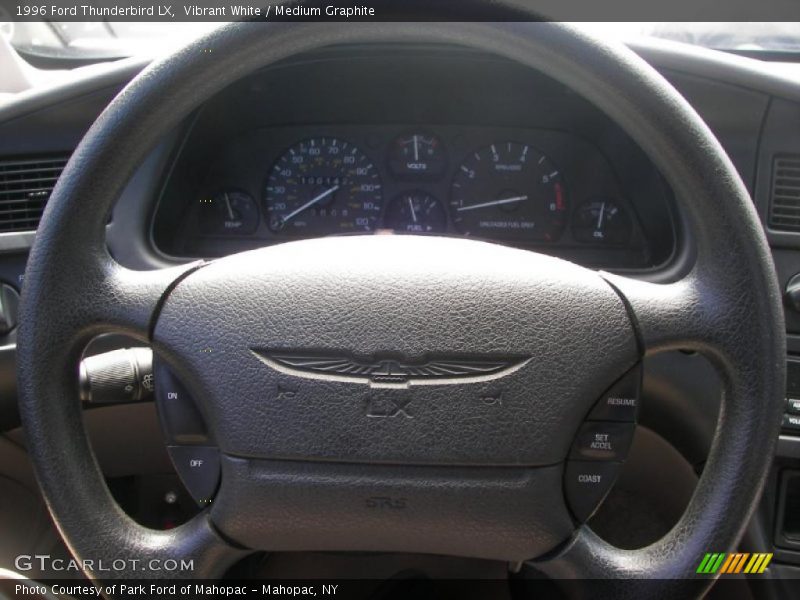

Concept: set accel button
[[570, 422, 636, 461]]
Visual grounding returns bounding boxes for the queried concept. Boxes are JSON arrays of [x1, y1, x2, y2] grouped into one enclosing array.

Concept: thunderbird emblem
[[252, 349, 530, 387]]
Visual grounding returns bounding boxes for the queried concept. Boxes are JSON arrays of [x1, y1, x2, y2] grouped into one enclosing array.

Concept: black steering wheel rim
[[16, 21, 785, 596]]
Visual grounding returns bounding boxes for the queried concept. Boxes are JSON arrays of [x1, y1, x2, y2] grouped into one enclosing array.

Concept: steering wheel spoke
[[521, 526, 711, 597], [96, 261, 204, 339], [72, 511, 247, 583], [601, 272, 720, 355], [22, 255, 202, 350], [603, 267, 781, 390]]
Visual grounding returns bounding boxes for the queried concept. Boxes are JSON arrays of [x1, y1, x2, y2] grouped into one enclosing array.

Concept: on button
[[155, 360, 210, 445]]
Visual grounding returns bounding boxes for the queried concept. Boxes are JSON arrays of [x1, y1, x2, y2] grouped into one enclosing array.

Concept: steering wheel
[[16, 21, 785, 598]]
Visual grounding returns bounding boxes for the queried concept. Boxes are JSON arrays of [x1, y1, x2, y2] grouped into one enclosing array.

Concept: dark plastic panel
[[661, 70, 769, 194]]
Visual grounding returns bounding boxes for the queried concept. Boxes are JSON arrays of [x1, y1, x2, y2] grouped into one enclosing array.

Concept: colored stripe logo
[[696, 553, 772, 574]]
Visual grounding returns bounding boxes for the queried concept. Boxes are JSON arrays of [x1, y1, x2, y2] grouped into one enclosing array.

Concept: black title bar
[[2, 0, 800, 22]]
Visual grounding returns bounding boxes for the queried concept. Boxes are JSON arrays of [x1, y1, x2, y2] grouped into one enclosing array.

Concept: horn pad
[[153, 235, 638, 466]]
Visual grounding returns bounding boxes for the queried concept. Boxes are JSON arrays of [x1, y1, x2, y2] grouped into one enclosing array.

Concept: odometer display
[[450, 142, 567, 242], [265, 138, 382, 236]]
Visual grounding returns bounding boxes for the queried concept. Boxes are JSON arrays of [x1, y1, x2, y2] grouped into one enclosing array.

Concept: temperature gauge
[[388, 132, 447, 177], [198, 190, 259, 235], [385, 191, 446, 233], [572, 198, 632, 245]]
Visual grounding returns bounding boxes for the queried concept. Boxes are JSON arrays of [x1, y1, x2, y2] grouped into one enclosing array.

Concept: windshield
[[2, 22, 800, 62], [583, 22, 800, 53], [2, 22, 222, 61]]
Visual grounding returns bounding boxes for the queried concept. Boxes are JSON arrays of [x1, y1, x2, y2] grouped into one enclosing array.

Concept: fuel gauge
[[198, 190, 259, 235], [385, 191, 446, 233], [572, 198, 632, 245], [388, 132, 447, 177]]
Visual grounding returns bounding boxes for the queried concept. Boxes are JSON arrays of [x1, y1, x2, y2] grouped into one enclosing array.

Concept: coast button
[[564, 461, 621, 522]]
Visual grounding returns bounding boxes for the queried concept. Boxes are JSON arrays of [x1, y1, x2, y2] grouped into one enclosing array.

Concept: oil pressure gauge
[[572, 198, 632, 245]]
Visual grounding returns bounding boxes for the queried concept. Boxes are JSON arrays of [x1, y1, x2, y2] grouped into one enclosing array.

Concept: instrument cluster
[[156, 124, 650, 266]]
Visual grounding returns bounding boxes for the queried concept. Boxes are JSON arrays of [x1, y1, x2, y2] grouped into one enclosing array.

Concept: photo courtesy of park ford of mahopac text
[[2, 1, 800, 600]]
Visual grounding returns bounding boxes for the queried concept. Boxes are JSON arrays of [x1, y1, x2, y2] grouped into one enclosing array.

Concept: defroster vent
[[0, 155, 70, 232], [770, 155, 800, 233]]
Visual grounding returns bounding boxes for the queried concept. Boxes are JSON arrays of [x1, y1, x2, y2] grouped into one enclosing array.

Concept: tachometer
[[449, 142, 567, 242], [265, 138, 382, 235]]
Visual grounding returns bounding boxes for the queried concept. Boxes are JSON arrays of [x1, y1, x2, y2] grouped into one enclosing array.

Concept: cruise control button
[[570, 422, 635, 461], [787, 398, 800, 416], [564, 461, 621, 522], [155, 360, 210, 445], [783, 413, 800, 433], [589, 365, 641, 422], [167, 446, 220, 506]]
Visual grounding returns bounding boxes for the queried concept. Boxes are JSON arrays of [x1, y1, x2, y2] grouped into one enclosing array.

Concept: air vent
[[770, 155, 800, 232], [0, 155, 70, 233]]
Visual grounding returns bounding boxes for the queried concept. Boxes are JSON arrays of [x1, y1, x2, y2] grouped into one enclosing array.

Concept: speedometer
[[449, 142, 567, 242], [265, 137, 382, 236]]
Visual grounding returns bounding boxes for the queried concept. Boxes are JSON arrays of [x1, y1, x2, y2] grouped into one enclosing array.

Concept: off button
[[564, 461, 621, 522], [167, 446, 220, 506]]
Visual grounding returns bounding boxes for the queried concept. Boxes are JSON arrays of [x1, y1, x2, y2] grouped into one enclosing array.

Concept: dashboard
[[150, 48, 676, 270], [159, 125, 644, 256]]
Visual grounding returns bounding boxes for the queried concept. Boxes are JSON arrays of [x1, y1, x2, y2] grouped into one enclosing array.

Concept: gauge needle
[[280, 185, 340, 225], [456, 195, 528, 212], [596, 201, 606, 230], [408, 197, 418, 223], [413, 135, 419, 162], [223, 193, 235, 220]]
